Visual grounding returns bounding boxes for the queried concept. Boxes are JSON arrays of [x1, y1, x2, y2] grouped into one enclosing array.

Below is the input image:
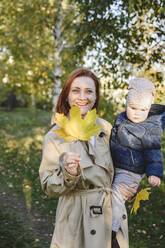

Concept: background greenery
[[0, 0, 165, 247], [0, 0, 165, 110], [0, 108, 165, 248]]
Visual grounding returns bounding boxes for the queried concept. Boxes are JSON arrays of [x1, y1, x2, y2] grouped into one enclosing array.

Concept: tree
[[0, 0, 82, 111], [72, 0, 165, 88]]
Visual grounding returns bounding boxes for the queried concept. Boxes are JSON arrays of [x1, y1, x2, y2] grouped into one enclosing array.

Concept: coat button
[[90, 229, 96, 235], [99, 132, 104, 137], [89, 184, 94, 189], [122, 214, 126, 220]]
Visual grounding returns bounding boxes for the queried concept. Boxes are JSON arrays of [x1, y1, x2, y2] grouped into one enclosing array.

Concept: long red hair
[[55, 68, 100, 115]]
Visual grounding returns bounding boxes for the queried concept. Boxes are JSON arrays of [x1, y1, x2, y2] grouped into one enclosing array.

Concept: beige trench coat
[[39, 118, 129, 248]]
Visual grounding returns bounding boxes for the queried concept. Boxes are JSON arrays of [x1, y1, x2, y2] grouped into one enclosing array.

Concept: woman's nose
[[79, 91, 86, 99]]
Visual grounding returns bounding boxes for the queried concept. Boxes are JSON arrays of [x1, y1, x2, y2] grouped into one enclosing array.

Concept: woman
[[39, 68, 136, 248]]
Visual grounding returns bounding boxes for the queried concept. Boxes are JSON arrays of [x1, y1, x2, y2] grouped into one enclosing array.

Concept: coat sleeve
[[39, 132, 81, 198]]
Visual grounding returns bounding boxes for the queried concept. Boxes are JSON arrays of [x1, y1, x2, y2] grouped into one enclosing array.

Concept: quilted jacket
[[110, 104, 165, 178]]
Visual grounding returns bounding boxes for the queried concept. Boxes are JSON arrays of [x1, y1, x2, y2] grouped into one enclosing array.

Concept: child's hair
[[127, 78, 155, 105]]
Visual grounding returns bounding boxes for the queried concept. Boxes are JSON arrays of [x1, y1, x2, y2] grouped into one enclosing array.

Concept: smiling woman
[[68, 76, 96, 117], [55, 68, 100, 116], [39, 68, 136, 248]]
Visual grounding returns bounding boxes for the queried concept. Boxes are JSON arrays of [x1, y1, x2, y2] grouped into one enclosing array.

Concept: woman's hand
[[118, 183, 138, 201], [63, 152, 81, 176]]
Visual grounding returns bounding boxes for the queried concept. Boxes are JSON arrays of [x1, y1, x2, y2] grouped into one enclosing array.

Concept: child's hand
[[148, 175, 161, 187]]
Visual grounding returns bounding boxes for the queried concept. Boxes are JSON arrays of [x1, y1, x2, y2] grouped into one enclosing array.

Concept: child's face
[[126, 96, 152, 123]]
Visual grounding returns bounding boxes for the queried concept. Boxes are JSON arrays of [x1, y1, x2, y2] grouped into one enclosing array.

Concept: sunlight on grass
[[159, 180, 165, 193], [22, 179, 32, 213]]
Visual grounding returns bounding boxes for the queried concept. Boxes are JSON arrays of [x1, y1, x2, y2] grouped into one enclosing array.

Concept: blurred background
[[0, 0, 165, 247]]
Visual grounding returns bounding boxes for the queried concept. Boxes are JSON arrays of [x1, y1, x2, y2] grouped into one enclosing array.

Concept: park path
[[0, 187, 54, 247]]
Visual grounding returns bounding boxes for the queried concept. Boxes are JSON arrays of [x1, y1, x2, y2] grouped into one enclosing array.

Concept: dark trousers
[[112, 231, 120, 248]]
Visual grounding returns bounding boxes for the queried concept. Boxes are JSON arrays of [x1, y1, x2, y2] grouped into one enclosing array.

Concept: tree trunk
[[51, 2, 65, 125]]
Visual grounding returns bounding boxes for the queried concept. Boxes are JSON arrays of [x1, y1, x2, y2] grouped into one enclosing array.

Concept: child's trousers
[[112, 168, 144, 232]]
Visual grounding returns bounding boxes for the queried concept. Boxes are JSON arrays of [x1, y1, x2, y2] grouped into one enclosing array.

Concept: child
[[110, 78, 165, 242]]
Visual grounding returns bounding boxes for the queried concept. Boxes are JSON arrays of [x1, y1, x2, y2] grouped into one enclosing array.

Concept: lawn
[[0, 108, 57, 248], [0, 107, 164, 248]]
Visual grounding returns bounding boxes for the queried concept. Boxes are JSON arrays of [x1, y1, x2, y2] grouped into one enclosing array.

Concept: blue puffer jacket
[[110, 104, 165, 178]]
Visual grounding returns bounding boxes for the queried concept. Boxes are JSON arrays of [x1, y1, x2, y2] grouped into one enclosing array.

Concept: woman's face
[[68, 76, 96, 117]]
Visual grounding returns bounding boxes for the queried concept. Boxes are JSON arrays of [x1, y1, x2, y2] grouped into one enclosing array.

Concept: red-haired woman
[[39, 68, 136, 248]]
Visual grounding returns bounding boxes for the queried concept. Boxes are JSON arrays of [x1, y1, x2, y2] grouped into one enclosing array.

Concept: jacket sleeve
[[161, 110, 165, 130], [144, 149, 164, 179], [39, 132, 81, 198], [142, 128, 164, 179]]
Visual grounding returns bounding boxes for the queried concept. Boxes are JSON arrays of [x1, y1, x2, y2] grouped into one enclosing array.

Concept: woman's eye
[[87, 90, 93, 94], [72, 89, 79, 93]]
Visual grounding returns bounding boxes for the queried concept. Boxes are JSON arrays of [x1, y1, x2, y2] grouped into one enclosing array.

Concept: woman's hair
[[55, 68, 100, 115]]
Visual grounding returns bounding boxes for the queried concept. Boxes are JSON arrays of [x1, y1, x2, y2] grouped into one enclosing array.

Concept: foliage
[[0, 0, 83, 109], [1, 0, 165, 110], [0, 0, 54, 107], [72, 0, 165, 88], [54, 106, 101, 141]]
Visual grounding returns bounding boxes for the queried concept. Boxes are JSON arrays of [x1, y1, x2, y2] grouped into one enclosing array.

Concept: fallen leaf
[[130, 187, 151, 215]]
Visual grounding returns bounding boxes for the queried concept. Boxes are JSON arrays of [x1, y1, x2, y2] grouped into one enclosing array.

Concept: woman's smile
[[76, 102, 88, 106]]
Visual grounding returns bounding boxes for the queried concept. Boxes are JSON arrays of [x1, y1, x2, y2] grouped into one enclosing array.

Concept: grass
[[128, 137, 165, 248], [0, 107, 165, 247], [0, 202, 39, 248], [127, 181, 165, 248], [0, 108, 57, 248], [0, 108, 58, 209]]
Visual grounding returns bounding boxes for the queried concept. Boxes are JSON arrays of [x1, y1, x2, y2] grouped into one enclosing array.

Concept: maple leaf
[[130, 187, 151, 215], [54, 106, 102, 142]]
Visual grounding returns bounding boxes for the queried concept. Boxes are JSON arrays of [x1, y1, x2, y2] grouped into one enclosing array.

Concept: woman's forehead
[[71, 76, 95, 88]]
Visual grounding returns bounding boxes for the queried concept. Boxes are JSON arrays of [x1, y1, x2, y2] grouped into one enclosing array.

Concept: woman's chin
[[79, 107, 89, 116]]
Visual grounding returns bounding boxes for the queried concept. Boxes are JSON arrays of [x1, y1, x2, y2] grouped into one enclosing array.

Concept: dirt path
[[0, 187, 54, 247]]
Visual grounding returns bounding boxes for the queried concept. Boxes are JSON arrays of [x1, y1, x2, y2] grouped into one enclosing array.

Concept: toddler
[[110, 78, 165, 240]]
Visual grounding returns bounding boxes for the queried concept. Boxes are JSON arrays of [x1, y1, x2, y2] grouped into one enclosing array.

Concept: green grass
[[127, 137, 165, 248], [127, 181, 165, 248], [0, 202, 39, 248], [0, 107, 165, 248], [0, 108, 57, 248], [0, 108, 57, 209]]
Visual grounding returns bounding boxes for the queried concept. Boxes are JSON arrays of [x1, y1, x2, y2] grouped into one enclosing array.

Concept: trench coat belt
[[71, 187, 112, 217], [73, 187, 112, 195]]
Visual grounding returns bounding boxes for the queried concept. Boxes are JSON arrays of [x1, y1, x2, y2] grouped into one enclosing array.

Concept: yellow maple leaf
[[130, 187, 151, 215], [54, 106, 102, 142]]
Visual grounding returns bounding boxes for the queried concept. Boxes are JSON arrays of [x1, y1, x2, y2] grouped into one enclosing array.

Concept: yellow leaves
[[54, 106, 101, 142], [131, 187, 151, 215], [48, 0, 54, 6], [158, 7, 165, 14]]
